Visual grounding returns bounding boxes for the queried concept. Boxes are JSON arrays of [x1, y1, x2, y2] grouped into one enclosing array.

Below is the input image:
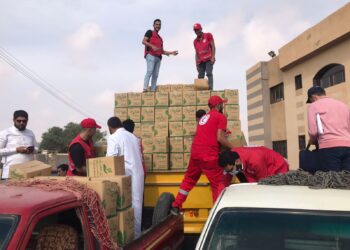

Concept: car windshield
[[0, 215, 19, 249], [204, 208, 350, 250]]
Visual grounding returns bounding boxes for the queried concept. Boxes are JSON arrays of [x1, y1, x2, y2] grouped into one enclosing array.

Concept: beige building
[[246, 3, 350, 169]]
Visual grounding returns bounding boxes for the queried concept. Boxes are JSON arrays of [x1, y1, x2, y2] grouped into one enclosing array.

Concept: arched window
[[313, 63, 345, 88]]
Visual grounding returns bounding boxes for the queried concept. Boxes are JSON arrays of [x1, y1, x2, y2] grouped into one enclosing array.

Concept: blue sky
[[0, 0, 348, 141]]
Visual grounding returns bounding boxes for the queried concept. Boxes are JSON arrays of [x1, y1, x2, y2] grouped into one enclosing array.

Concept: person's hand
[[211, 57, 216, 64], [152, 45, 160, 51], [172, 50, 178, 56], [16, 146, 30, 154]]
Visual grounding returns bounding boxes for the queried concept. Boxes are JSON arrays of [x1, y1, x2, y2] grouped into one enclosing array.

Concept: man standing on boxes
[[193, 23, 216, 90], [67, 118, 101, 176], [0, 110, 38, 179], [106, 116, 144, 238], [142, 19, 178, 92], [171, 96, 234, 215]]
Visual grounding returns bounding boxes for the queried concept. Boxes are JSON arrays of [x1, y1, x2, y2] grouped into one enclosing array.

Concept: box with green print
[[86, 156, 125, 177]]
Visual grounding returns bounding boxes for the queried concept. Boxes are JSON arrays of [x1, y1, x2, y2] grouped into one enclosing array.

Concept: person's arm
[[194, 42, 199, 65], [0, 130, 27, 156], [106, 137, 120, 156], [307, 105, 318, 144], [209, 33, 216, 64], [162, 50, 178, 56], [69, 143, 86, 174], [217, 129, 234, 149]]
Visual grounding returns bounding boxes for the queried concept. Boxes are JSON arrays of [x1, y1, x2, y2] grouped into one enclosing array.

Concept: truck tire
[[152, 192, 175, 226]]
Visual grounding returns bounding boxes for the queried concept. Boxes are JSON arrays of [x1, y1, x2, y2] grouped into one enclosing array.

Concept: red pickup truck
[[0, 184, 183, 250]]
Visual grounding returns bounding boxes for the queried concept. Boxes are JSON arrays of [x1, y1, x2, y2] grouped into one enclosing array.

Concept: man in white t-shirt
[[106, 116, 144, 238], [0, 110, 38, 179]]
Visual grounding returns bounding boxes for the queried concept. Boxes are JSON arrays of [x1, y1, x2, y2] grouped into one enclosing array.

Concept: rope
[[258, 169, 350, 189]]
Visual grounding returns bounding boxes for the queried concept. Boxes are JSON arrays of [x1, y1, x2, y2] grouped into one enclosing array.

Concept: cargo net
[[6, 178, 120, 250], [258, 170, 350, 189]]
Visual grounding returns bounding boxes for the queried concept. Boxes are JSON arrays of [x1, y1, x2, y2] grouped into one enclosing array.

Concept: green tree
[[40, 122, 105, 152]]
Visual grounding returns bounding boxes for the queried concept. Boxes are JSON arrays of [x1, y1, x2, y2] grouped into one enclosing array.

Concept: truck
[[196, 182, 350, 250], [0, 182, 183, 250]]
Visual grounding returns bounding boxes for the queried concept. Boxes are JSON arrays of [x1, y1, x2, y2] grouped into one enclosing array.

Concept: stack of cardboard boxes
[[34, 156, 134, 246], [114, 83, 242, 171]]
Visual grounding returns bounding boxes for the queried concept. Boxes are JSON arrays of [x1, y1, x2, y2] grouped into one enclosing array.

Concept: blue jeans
[[144, 54, 161, 91], [319, 147, 350, 171], [197, 61, 214, 90]]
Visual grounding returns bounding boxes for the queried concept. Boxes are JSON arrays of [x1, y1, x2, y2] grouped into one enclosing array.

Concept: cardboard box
[[86, 156, 125, 177], [227, 132, 247, 147], [152, 153, 169, 170], [183, 84, 195, 91], [108, 215, 119, 243], [170, 84, 183, 92], [141, 107, 154, 122], [133, 123, 141, 137], [211, 91, 225, 99], [155, 107, 169, 122], [141, 122, 154, 138], [9, 160, 52, 180], [141, 138, 153, 153], [227, 120, 241, 136], [183, 153, 190, 167], [154, 122, 169, 137], [87, 179, 118, 217], [170, 153, 184, 170], [117, 207, 135, 245], [224, 89, 239, 105], [182, 106, 196, 121], [224, 105, 240, 120], [155, 92, 169, 106], [194, 78, 209, 90], [183, 91, 197, 106], [144, 154, 153, 171], [183, 136, 193, 152], [141, 92, 155, 106], [168, 107, 183, 121], [169, 137, 184, 153], [152, 137, 169, 153], [196, 90, 211, 105], [127, 92, 142, 107], [92, 176, 132, 210], [114, 107, 128, 121], [169, 122, 183, 137], [169, 91, 183, 106], [157, 84, 171, 92], [115, 93, 128, 107], [183, 121, 197, 136], [127, 107, 141, 122], [196, 105, 209, 112]]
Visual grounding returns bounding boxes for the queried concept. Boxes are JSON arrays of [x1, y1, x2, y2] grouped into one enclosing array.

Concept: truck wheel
[[152, 192, 175, 226]]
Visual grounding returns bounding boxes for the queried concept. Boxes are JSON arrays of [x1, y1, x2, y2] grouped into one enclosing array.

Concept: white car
[[196, 183, 350, 250]]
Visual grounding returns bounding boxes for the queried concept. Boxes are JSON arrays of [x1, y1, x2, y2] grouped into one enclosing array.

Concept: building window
[[298, 135, 306, 150], [273, 140, 287, 158], [295, 74, 302, 90], [313, 64, 345, 88], [270, 83, 284, 104]]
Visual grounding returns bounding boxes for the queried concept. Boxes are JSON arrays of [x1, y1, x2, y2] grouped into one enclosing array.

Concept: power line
[[0, 46, 105, 124]]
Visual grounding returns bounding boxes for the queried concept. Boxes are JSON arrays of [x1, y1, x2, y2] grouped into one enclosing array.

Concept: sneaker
[[170, 206, 180, 216]]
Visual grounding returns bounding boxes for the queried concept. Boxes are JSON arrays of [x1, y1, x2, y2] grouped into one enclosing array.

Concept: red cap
[[81, 118, 101, 129], [193, 23, 202, 30], [208, 96, 227, 107]]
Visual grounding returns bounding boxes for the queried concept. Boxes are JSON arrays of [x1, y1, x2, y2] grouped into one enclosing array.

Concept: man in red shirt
[[218, 147, 289, 183], [67, 118, 101, 176], [171, 96, 234, 214], [193, 23, 216, 90], [142, 19, 178, 92]]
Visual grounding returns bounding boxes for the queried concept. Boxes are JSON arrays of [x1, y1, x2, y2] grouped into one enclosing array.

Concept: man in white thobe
[[0, 110, 38, 179], [106, 116, 144, 238]]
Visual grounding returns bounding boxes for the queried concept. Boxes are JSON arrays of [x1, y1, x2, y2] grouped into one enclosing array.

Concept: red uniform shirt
[[194, 32, 214, 64], [144, 30, 163, 58], [191, 109, 227, 161], [232, 146, 289, 182]]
